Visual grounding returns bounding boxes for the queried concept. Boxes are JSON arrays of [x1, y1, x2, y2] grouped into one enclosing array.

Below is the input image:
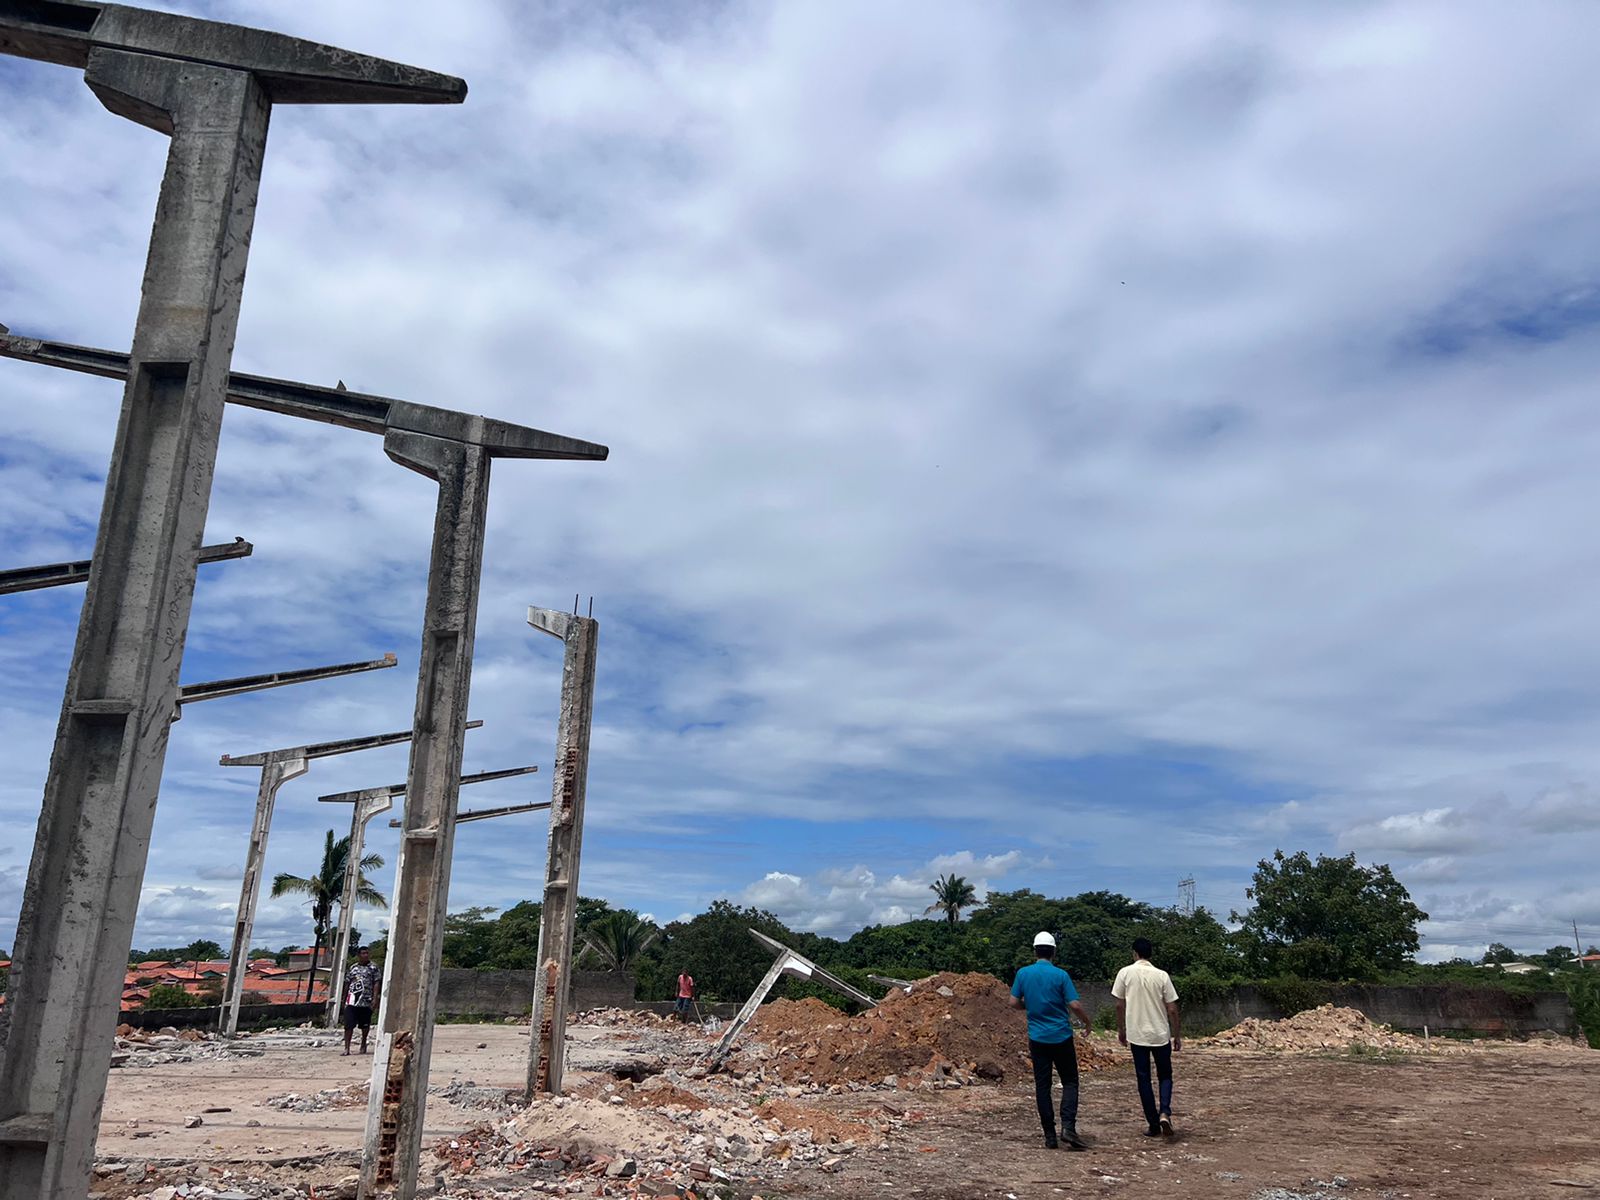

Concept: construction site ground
[[88, 983, 1598, 1200]]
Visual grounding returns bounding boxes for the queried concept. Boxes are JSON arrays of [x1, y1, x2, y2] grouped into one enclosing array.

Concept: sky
[[2, 1, 1599, 967]]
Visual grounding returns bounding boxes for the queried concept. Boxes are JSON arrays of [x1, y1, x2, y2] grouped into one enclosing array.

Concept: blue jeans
[[1130, 1043, 1173, 1128], [1028, 1037, 1079, 1134], [675, 996, 692, 1017]]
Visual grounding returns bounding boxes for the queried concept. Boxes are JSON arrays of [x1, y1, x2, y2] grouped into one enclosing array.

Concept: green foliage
[[128, 941, 224, 965], [271, 829, 386, 1000], [1233, 850, 1426, 980], [834, 919, 975, 978], [1566, 970, 1600, 1049], [1482, 942, 1519, 965], [638, 900, 834, 1003], [924, 873, 978, 925], [436, 897, 610, 969], [1172, 964, 1242, 1007], [1256, 974, 1329, 1017], [247, 946, 277, 962], [143, 983, 204, 1010], [582, 911, 660, 972]]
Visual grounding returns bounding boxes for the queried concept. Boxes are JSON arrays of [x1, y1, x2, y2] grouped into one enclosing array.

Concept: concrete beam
[[215, 719, 484, 1037], [177, 653, 396, 709], [0, 1, 467, 106], [524, 605, 599, 1098], [319, 763, 538, 805], [0, 333, 610, 462], [0, 537, 251, 595]]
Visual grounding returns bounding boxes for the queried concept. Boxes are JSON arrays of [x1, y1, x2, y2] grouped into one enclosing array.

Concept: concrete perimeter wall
[[1073, 981, 1576, 1036], [434, 968, 634, 1017]]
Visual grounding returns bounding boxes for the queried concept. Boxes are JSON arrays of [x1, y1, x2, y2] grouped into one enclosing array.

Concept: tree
[[143, 983, 203, 1010], [1482, 942, 1520, 965], [1540, 946, 1577, 970], [271, 829, 386, 1000], [924, 873, 978, 925], [1233, 850, 1427, 980], [582, 911, 659, 972]]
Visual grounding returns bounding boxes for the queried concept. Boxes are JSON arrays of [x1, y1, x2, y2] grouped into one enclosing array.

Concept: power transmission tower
[[1178, 877, 1196, 917]]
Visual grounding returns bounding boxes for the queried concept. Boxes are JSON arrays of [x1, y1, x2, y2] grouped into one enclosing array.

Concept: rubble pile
[[265, 1083, 367, 1113], [1207, 1005, 1441, 1053], [742, 971, 1121, 1086], [422, 1068, 910, 1197], [113, 1025, 341, 1069], [578, 1007, 682, 1029]]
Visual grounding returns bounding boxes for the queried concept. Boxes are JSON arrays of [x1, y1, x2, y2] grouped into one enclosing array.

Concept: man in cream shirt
[[1111, 937, 1181, 1136]]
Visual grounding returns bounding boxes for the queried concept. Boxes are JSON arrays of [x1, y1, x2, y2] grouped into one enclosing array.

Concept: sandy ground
[[89, 1019, 1598, 1199]]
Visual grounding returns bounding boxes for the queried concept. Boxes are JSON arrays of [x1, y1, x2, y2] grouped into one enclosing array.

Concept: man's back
[[1011, 960, 1078, 1043], [1111, 959, 1177, 1046]]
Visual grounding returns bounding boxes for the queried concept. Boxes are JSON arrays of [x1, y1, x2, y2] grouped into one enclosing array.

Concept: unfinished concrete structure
[[709, 930, 878, 1068], [0, 339, 606, 1200], [0, 4, 465, 1195], [525, 604, 600, 1098], [0, 537, 252, 595], [316, 766, 540, 1029], [214, 719, 485, 1037]]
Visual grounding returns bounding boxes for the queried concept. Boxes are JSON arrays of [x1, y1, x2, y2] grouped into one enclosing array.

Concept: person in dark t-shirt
[[342, 946, 381, 1056]]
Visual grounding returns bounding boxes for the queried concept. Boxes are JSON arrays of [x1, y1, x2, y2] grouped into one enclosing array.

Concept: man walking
[[341, 945, 381, 1056], [1112, 937, 1181, 1136], [1009, 931, 1094, 1150], [675, 969, 696, 1021]]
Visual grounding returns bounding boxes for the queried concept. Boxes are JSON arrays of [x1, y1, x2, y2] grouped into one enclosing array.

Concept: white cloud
[[1, 1, 1599, 966]]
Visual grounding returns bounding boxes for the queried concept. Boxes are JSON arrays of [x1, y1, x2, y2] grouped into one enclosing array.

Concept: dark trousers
[[1028, 1037, 1079, 1134], [1130, 1043, 1173, 1127]]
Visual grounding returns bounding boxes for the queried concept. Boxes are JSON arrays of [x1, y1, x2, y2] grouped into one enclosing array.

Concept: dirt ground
[[88, 1013, 1598, 1199], [774, 1045, 1600, 1200]]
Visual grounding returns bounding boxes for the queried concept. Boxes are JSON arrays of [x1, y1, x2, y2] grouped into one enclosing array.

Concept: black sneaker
[[1062, 1125, 1087, 1150], [1143, 1125, 1162, 1137], [1044, 1133, 1059, 1149], [1159, 1114, 1174, 1136]]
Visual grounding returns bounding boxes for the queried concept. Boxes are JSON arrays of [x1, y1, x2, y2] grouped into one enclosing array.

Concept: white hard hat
[[1033, 931, 1056, 948]]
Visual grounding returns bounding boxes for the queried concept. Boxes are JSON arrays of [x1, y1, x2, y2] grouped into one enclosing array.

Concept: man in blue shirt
[[1009, 931, 1095, 1149]]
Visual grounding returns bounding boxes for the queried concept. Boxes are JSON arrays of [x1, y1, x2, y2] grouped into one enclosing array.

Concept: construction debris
[[1206, 1004, 1450, 1053], [739, 971, 1122, 1086]]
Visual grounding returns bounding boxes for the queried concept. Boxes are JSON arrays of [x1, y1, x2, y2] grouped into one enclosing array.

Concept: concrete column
[[524, 606, 599, 1097], [325, 794, 395, 1029], [219, 756, 307, 1035], [361, 433, 491, 1200], [0, 54, 270, 1199]]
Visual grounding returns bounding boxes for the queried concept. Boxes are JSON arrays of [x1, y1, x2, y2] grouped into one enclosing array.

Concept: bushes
[[1256, 975, 1329, 1017], [1566, 971, 1600, 1049], [142, 984, 204, 1010]]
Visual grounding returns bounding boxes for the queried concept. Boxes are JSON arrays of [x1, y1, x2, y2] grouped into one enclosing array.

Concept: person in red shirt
[[675, 971, 696, 1021]]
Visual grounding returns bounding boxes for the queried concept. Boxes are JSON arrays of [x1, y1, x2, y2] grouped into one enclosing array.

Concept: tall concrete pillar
[[524, 605, 599, 1097], [0, 54, 270, 1200], [0, 8, 464, 1195], [361, 434, 491, 1199]]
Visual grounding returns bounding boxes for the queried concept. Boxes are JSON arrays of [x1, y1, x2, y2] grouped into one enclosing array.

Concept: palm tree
[[924, 873, 978, 925], [271, 830, 386, 1001], [581, 911, 659, 973]]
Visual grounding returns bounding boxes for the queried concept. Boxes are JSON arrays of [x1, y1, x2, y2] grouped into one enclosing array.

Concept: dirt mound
[[1207, 1004, 1433, 1053], [744, 971, 1120, 1085]]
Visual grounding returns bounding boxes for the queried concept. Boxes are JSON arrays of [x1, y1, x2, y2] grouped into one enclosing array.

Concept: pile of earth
[[745, 971, 1121, 1086], [1205, 1004, 1458, 1053]]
